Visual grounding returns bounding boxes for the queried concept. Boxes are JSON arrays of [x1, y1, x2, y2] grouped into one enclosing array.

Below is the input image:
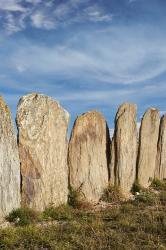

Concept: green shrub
[[101, 185, 123, 203], [6, 207, 39, 226], [134, 192, 159, 205], [42, 205, 73, 221], [151, 179, 166, 191], [68, 186, 85, 208], [131, 180, 144, 194]]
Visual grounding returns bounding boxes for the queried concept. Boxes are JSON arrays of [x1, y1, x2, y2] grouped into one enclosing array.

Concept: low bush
[[101, 185, 123, 203], [134, 191, 159, 205], [6, 207, 39, 226], [151, 179, 166, 191], [131, 180, 145, 194], [68, 186, 86, 208]]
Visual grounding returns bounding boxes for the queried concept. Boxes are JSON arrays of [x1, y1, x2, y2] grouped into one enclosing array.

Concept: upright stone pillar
[[68, 111, 110, 202], [137, 108, 160, 188], [16, 93, 69, 211], [113, 103, 137, 195], [0, 97, 20, 220]]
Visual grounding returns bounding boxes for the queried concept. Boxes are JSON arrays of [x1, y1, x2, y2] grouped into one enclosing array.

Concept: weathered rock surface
[[0, 97, 20, 221], [113, 103, 137, 195], [68, 111, 110, 202], [137, 108, 160, 188], [16, 93, 70, 211], [155, 115, 166, 180]]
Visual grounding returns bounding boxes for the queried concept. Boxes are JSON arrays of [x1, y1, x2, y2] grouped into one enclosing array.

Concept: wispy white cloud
[[0, 0, 113, 34], [85, 6, 113, 22], [30, 12, 55, 29], [4, 12, 26, 34], [0, 0, 30, 34], [56, 89, 135, 102], [6, 24, 166, 84], [53, 2, 113, 24], [0, 0, 27, 12], [25, 0, 41, 4], [16, 64, 27, 73]]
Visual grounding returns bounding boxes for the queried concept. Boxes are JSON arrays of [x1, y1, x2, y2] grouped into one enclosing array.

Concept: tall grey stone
[[137, 108, 160, 188], [68, 111, 110, 202], [16, 93, 69, 211], [155, 115, 166, 180], [0, 97, 20, 220], [114, 103, 137, 195]]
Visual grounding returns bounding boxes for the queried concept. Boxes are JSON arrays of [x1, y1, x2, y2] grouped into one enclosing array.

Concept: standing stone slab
[[68, 111, 110, 202], [114, 103, 137, 195], [0, 97, 20, 220], [16, 93, 69, 211], [155, 115, 166, 180], [137, 108, 160, 188]]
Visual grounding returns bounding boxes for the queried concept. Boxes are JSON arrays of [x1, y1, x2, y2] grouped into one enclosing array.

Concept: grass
[[42, 205, 74, 221], [1, 182, 166, 249]]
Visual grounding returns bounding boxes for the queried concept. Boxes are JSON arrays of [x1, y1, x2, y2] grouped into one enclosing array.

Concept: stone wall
[[0, 93, 166, 220]]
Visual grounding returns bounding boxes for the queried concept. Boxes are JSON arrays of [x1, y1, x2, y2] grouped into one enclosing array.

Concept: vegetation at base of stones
[[1, 190, 166, 250], [68, 187, 82, 208], [134, 192, 159, 205], [133, 179, 166, 206], [131, 180, 148, 194], [101, 185, 123, 203], [42, 205, 73, 221], [68, 186, 91, 209], [6, 206, 76, 226], [7, 180, 165, 227], [6, 207, 39, 226], [131, 180, 143, 194], [151, 179, 166, 191]]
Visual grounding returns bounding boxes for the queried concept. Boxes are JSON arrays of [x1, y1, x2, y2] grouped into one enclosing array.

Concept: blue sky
[[0, 0, 166, 132]]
